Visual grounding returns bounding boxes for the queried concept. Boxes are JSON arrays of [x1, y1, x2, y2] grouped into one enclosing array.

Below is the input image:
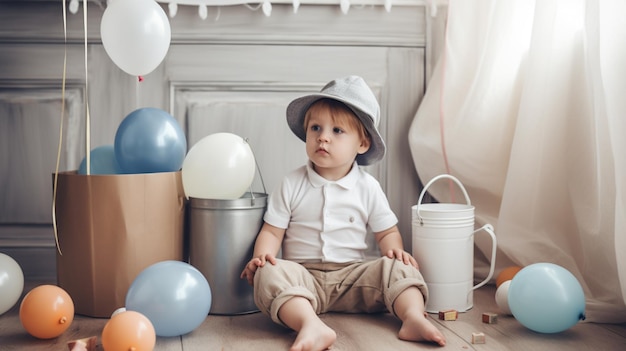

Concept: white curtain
[[409, 0, 626, 323]]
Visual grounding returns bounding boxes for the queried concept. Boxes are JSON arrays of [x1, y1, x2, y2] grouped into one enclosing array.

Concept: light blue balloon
[[114, 108, 187, 174], [125, 260, 212, 337], [508, 263, 586, 333], [77, 145, 122, 175]]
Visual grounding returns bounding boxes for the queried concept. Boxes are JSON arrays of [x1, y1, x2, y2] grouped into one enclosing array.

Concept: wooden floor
[[1, 281, 625, 351]]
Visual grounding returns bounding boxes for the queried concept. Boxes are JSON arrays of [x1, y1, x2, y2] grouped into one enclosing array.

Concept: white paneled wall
[[0, 1, 433, 280]]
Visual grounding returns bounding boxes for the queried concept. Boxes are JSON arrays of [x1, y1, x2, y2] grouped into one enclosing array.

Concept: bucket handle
[[245, 138, 267, 207], [416, 174, 471, 225]]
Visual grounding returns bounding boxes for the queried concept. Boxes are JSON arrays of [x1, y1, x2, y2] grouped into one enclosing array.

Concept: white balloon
[[111, 307, 127, 318], [495, 280, 512, 315], [0, 253, 24, 315], [182, 133, 256, 200], [100, 0, 171, 76]]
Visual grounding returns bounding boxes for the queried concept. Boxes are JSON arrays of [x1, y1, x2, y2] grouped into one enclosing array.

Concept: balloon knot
[[138, 76, 144, 82], [59, 316, 67, 324]]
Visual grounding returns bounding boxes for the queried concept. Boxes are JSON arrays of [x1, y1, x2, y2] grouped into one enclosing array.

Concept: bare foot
[[289, 319, 337, 351], [398, 311, 446, 346]]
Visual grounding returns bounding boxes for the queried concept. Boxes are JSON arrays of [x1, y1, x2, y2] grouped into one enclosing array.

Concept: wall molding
[[0, 2, 427, 47]]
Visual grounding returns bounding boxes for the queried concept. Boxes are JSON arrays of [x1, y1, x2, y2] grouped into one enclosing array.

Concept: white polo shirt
[[264, 162, 398, 263]]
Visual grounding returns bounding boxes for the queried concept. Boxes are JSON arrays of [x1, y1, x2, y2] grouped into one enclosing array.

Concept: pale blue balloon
[[114, 108, 187, 174], [77, 145, 122, 175], [508, 263, 586, 333], [125, 260, 212, 337]]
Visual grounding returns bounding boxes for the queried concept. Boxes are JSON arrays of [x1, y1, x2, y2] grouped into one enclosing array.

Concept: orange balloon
[[496, 266, 523, 287], [19, 284, 74, 339], [102, 311, 156, 351]]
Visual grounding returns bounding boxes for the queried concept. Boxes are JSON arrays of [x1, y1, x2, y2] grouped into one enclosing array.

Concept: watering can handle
[[472, 224, 497, 291], [416, 174, 471, 224]]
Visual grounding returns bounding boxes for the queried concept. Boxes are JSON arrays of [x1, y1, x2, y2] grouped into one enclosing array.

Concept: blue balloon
[[125, 260, 211, 337], [114, 108, 187, 174], [77, 145, 122, 175], [508, 263, 586, 333]]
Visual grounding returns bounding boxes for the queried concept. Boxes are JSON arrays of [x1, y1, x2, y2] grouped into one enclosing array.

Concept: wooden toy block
[[438, 309, 458, 321], [482, 312, 498, 324], [471, 332, 486, 344], [67, 336, 97, 351]]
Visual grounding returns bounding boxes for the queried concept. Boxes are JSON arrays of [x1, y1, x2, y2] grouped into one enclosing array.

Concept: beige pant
[[253, 256, 429, 327]]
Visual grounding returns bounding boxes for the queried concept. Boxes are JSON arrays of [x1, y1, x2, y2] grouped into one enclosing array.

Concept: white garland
[[67, 0, 445, 18]]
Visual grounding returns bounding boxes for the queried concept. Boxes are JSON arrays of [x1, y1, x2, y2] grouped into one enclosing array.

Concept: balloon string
[[136, 77, 140, 108], [83, 0, 91, 175], [52, 0, 69, 256], [438, 3, 455, 202]]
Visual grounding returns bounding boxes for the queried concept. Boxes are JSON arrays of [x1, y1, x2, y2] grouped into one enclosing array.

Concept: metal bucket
[[188, 192, 267, 315]]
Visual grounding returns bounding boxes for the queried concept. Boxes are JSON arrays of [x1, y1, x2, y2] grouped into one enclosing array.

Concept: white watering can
[[412, 174, 497, 313]]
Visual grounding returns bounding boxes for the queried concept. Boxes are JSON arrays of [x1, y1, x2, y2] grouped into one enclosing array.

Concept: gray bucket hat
[[286, 75, 385, 166]]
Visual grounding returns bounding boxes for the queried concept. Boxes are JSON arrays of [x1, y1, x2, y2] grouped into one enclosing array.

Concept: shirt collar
[[306, 161, 360, 189]]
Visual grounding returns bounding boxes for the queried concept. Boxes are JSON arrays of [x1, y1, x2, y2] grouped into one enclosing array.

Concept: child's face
[[304, 108, 370, 179]]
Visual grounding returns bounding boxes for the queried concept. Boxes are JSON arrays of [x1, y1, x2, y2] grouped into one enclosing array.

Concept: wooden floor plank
[[1, 281, 625, 350], [433, 286, 626, 351], [322, 313, 459, 350], [182, 313, 293, 350]]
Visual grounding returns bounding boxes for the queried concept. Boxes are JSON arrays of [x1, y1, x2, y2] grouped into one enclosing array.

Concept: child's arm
[[375, 226, 419, 269], [240, 222, 285, 285]]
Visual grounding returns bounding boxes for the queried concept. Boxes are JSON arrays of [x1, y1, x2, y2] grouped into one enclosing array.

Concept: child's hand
[[240, 254, 278, 286], [384, 249, 419, 269]]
